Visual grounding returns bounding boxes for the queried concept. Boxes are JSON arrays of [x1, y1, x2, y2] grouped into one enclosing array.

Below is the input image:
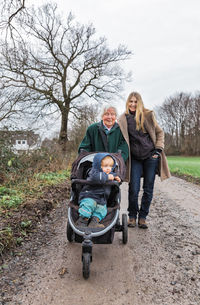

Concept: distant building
[[0, 130, 41, 153]]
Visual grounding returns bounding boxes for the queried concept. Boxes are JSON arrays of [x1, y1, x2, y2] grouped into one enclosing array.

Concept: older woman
[[118, 92, 170, 229], [78, 106, 128, 162]]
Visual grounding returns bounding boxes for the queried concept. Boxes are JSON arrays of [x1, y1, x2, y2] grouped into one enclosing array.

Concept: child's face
[[101, 160, 114, 174]]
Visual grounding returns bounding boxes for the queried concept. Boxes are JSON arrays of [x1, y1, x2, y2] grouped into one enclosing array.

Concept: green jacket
[[78, 121, 129, 162]]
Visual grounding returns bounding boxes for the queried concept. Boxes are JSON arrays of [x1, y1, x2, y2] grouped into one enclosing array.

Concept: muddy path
[[1, 176, 200, 305]]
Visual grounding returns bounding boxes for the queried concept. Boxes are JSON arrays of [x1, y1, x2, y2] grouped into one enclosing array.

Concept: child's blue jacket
[[78, 153, 117, 206]]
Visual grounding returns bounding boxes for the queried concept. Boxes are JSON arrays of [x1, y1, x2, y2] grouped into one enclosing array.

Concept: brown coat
[[118, 110, 171, 182]]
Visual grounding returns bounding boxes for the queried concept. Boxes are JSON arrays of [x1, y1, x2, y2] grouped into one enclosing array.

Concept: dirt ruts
[[1, 176, 200, 305]]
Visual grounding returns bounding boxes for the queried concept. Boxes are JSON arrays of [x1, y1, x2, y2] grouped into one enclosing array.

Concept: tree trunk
[[59, 108, 69, 153], [175, 121, 179, 151], [180, 122, 185, 153]]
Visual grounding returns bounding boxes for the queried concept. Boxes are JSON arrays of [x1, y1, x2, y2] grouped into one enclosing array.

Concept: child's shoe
[[88, 217, 105, 228], [76, 216, 88, 227]]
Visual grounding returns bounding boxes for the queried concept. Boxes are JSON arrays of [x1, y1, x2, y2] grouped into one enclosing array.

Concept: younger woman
[[118, 92, 170, 228]]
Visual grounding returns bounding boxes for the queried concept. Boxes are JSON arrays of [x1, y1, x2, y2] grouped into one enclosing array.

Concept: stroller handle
[[71, 179, 121, 186]]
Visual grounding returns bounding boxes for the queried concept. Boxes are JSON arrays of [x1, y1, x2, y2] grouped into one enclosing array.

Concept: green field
[[167, 156, 200, 179]]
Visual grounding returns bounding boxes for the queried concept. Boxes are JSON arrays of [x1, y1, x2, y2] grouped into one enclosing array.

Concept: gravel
[[1, 176, 200, 305]]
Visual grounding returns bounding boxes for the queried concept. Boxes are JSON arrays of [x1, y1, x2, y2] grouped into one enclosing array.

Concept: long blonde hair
[[125, 92, 150, 132]]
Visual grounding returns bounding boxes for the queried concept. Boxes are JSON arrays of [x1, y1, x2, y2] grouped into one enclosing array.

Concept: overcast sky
[[28, 0, 200, 113], [9, 0, 198, 138]]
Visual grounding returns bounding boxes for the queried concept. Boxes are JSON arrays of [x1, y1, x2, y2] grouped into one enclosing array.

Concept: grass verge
[[0, 170, 71, 256], [0, 170, 70, 213], [167, 156, 200, 184]]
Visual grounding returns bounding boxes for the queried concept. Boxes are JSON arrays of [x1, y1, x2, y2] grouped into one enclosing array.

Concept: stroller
[[66, 151, 128, 279]]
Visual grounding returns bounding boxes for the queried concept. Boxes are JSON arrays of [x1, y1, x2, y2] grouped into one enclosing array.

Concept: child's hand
[[114, 176, 121, 182], [108, 174, 114, 180]]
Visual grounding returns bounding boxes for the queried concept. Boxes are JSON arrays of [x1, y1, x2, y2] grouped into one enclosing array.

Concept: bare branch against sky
[[0, 0, 26, 27], [1, 0, 200, 138], [0, 3, 132, 148], [25, 0, 200, 111]]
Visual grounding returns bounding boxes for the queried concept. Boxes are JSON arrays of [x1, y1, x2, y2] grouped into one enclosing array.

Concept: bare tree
[[186, 92, 200, 155], [0, 4, 132, 151], [68, 103, 100, 151], [0, 0, 26, 27], [0, 0, 26, 44], [0, 88, 28, 123], [156, 92, 200, 155]]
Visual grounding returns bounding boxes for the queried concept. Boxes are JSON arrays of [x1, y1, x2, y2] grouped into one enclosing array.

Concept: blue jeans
[[79, 198, 107, 221], [128, 156, 159, 220]]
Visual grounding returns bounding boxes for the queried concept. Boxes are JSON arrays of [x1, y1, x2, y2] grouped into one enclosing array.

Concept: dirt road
[[1, 176, 200, 305]]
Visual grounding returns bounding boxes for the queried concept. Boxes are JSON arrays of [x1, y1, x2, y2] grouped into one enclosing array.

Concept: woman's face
[[102, 107, 116, 128], [128, 96, 137, 112]]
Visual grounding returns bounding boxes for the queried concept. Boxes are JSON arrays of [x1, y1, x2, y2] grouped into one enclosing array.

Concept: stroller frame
[[66, 152, 128, 279]]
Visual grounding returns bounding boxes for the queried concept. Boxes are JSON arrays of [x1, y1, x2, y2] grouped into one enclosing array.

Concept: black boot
[[76, 216, 88, 227], [88, 217, 105, 228]]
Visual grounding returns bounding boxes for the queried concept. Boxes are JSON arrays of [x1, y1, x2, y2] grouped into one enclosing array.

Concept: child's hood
[[92, 153, 116, 171]]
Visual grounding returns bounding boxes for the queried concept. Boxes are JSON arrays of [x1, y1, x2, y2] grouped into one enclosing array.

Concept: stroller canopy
[[71, 151, 126, 181]]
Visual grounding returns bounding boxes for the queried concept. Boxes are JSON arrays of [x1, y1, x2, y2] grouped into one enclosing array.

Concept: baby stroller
[[66, 151, 128, 279]]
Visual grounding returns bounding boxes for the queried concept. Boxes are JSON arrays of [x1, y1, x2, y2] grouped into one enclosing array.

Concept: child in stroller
[[67, 151, 128, 279], [76, 153, 121, 229]]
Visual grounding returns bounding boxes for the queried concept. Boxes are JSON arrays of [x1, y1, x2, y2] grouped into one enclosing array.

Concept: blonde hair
[[125, 92, 150, 132], [101, 106, 117, 119], [101, 156, 114, 166]]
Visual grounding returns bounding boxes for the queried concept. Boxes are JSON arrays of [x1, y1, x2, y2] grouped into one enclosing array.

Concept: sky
[[3, 0, 200, 138], [28, 0, 200, 113]]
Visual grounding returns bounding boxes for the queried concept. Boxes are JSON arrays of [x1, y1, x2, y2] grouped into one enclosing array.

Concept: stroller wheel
[[66, 220, 74, 242], [82, 253, 90, 279], [122, 214, 128, 244]]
